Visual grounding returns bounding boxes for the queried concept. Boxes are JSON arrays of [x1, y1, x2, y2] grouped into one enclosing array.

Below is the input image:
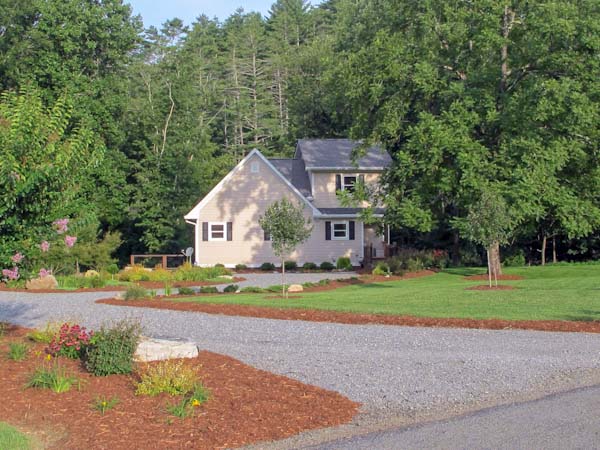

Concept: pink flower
[[39, 268, 51, 278], [11, 252, 24, 264], [52, 218, 69, 234], [40, 241, 50, 252], [2, 267, 19, 280], [64, 235, 77, 248]]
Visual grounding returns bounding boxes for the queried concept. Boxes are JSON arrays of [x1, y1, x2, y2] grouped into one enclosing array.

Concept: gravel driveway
[[2, 283, 600, 448]]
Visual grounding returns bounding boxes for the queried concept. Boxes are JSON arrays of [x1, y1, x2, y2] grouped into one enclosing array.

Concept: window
[[336, 174, 364, 192], [250, 161, 259, 173], [264, 230, 271, 241], [209, 222, 226, 241], [342, 175, 357, 192], [332, 221, 349, 240]]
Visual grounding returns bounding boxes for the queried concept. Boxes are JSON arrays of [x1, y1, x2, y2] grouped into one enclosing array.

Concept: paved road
[[309, 384, 600, 449]]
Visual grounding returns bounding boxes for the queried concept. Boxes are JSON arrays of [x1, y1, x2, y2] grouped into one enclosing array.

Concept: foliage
[[92, 396, 120, 415], [319, 262, 335, 271], [336, 257, 352, 271], [123, 285, 149, 301], [84, 320, 141, 376], [136, 360, 198, 396], [301, 262, 318, 271], [166, 384, 210, 419], [199, 286, 218, 294], [240, 286, 267, 293], [260, 199, 312, 260], [106, 264, 120, 278], [260, 262, 276, 271], [223, 284, 239, 293], [234, 264, 247, 271], [504, 252, 526, 267], [26, 361, 79, 393], [173, 263, 230, 282], [27, 322, 60, 344], [177, 287, 196, 296], [7, 342, 28, 361], [372, 263, 390, 276], [284, 260, 297, 271], [57, 275, 107, 290], [46, 323, 92, 359]]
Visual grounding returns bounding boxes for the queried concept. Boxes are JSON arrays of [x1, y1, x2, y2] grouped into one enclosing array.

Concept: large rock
[[287, 284, 304, 293], [135, 337, 199, 362], [25, 275, 58, 290]]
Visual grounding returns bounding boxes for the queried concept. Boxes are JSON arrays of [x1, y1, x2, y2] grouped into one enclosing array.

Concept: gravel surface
[[2, 286, 600, 448]]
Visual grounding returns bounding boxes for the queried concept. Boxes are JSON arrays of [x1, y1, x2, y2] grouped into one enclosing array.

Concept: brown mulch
[[466, 285, 516, 291], [0, 324, 358, 449], [0, 278, 245, 294], [463, 274, 524, 281], [95, 297, 600, 334]]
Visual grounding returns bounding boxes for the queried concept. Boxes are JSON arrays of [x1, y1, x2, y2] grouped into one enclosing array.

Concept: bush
[[46, 323, 92, 359], [284, 260, 297, 271], [406, 258, 424, 272], [177, 287, 195, 296], [223, 284, 239, 293], [301, 262, 318, 271], [118, 265, 151, 282], [239, 286, 267, 293], [57, 275, 108, 289], [123, 285, 149, 300], [386, 257, 404, 275], [319, 261, 335, 271], [174, 262, 230, 281], [317, 278, 331, 286], [259, 262, 276, 271], [504, 251, 526, 267], [214, 263, 225, 268], [372, 262, 390, 276], [336, 257, 352, 270], [84, 320, 141, 376], [199, 286, 218, 294], [106, 264, 119, 278], [234, 264, 247, 271], [136, 359, 198, 396]]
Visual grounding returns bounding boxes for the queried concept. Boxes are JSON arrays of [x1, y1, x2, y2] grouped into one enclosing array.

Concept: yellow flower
[[101, 401, 107, 407], [191, 399, 200, 407], [46, 354, 52, 361]]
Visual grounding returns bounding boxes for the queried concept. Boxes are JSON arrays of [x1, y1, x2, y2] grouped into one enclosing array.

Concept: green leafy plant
[[222, 284, 238, 293], [239, 286, 267, 293], [234, 264, 247, 271], [84, 320, 141, 376], [336, 257, 352, 270], [284, 260, 297, 271], [319, 262, 335, 271], [163, 281, 172, 296], [317, 278, 331, 286], [259, 262, 276, 271], [123, 285, 148, 300], [106, 264, 119, 280], [8, 342, 28, 361], [177, 287, 195, 295], [199, 286, 218, 294], [26, 361, 79, 393], [136, 360, 198, 396], [92, 395, 119, 414], [301, 262, 318, 271], [166, 383, 210, 419], [372, 262, 390, 276], [27, 322, 60, 344]]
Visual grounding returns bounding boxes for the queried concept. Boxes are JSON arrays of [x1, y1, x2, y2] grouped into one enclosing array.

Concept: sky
[[126, 0, 322, 29]]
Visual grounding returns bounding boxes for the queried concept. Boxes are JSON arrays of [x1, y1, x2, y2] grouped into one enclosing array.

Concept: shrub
[[26, 361, 78, 393], [336, 257, 352, 270], [284, 260, 297, 271], [8, 342, 28, 361], [174, 262, 230, 281], [259, 262, 276, 271], [234, 264, 247, 271], [214, 263, 225, 268], [199, 286, 218, 294], [301, 262, 318, 271], [239, 286, 266, 293], [84, 320, 141, 376], [92, 396, 119, 415], [317, 278, 331, 286], [406, 258, 424, 272], [223, 284, 239, 293], [504, 251, 526, 267], [302, 282, 317, 288], [118, 265, 151, 282], [136, 360, 198, 396], [177, 287, 195, 296], [372, 262, 390, 276], [319, 261, 335, 271], [166, 383, 210, 419], [46, 323, 92, 359], [106, 264, 119, 278], [123, 285, 149, 301], [386, 257, 405, 275]]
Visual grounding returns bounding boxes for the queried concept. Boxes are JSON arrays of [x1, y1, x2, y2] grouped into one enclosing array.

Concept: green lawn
[[171, 264, 600, 322], [0, 422, 31, 450]]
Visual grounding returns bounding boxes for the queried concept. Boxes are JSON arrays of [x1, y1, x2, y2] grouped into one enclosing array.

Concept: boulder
[[135, 337, 199, 362], [84, 270, 100, 278], [25, 275, 58, 290], [287, 284, 303, 293]]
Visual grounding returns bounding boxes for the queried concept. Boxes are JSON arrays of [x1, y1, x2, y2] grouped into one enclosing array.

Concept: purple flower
[[52, 218, 69, 234], [64, 235, 77, 248], [40, 241, 50, 252], [11, 252, 24, 264], [2, 267, 19, 281], [39, 268, 51, 278]]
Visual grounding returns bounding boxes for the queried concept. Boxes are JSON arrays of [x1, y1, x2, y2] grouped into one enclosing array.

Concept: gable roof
[[268, 158, 311, 197], [184, 148, 320, 220], [295, 139, 392, 170]]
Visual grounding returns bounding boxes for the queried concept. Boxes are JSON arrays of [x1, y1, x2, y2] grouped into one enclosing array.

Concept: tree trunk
[[486, 249, 492, 288], [488, 241, 502, 278], [541, 235, 547, 266], [281, 257, 286, 299], [452, 230, 460, 266], [552, 236, 558, 264]]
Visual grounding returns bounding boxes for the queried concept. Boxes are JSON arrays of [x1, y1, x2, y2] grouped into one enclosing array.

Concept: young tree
[[259, 198, 312, 297]]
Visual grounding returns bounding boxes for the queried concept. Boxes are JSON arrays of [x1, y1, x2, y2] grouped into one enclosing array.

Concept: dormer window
[[335, 174, 364, 193]]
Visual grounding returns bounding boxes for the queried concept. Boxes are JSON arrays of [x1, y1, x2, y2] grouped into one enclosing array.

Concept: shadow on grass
[[442, 267, 486, 277], [563, 310, 600, 322]]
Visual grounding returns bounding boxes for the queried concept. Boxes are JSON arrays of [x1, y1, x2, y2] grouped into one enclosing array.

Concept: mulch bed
[[0, 324, 358, 449], [463, 274, 524, 281], [466, 285, 515, 291], [0, 278, 245, 294]]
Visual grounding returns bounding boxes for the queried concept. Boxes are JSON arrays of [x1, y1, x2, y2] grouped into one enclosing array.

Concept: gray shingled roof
[[296, 139, 392, 170], [268, 158, 312, 197], [318, 207, 386, 216]]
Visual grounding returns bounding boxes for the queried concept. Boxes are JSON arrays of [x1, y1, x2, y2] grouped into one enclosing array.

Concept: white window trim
[[340, 174, 358, 192], [331, 221, 349, 240], [250, 161, 260, 173], [208, 221, 227, 241]]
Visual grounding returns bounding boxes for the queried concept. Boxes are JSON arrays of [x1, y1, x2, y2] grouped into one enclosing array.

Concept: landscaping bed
[[96, 297, 600, 333], [0, 324, 358, 449]]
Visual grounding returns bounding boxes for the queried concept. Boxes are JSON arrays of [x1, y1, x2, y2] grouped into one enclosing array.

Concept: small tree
[[259, 198, 312, 298]]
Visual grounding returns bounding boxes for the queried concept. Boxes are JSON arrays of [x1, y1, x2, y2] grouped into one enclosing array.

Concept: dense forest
[[0, 0, 599, 270]]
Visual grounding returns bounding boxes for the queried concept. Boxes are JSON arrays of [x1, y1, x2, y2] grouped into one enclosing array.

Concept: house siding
[[193, 153, 363, 267], [311, 172, 381, 208]]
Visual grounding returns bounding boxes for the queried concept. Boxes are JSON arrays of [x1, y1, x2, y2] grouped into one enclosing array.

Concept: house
[[184, 139, 392, 268]]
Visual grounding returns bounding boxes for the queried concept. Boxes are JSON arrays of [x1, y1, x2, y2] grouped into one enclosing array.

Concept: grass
[[168, 264, 600, 322], [0, 422, 31, 450], [8, 342, 28, 361]]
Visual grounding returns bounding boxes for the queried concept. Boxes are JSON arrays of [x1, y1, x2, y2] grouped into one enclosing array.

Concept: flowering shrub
[[2, 267, 19, 281], [52, 218, 69, 234], [40, 241, 50, 252], [46, 323, 93, 359], [64, 235, 77, 248], [38, 268, 51, 278], [11, 252, 24, 264]]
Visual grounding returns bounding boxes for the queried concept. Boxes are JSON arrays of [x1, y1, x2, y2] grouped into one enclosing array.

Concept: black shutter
[[358, 174, 365, 185], [325, 221, 331, 240], [335, 174, 341, 191], [202, 222, 208, 241], [349, 221, 355, 240], [227, 222, 233, 241], [264, 230, 271, 241]]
